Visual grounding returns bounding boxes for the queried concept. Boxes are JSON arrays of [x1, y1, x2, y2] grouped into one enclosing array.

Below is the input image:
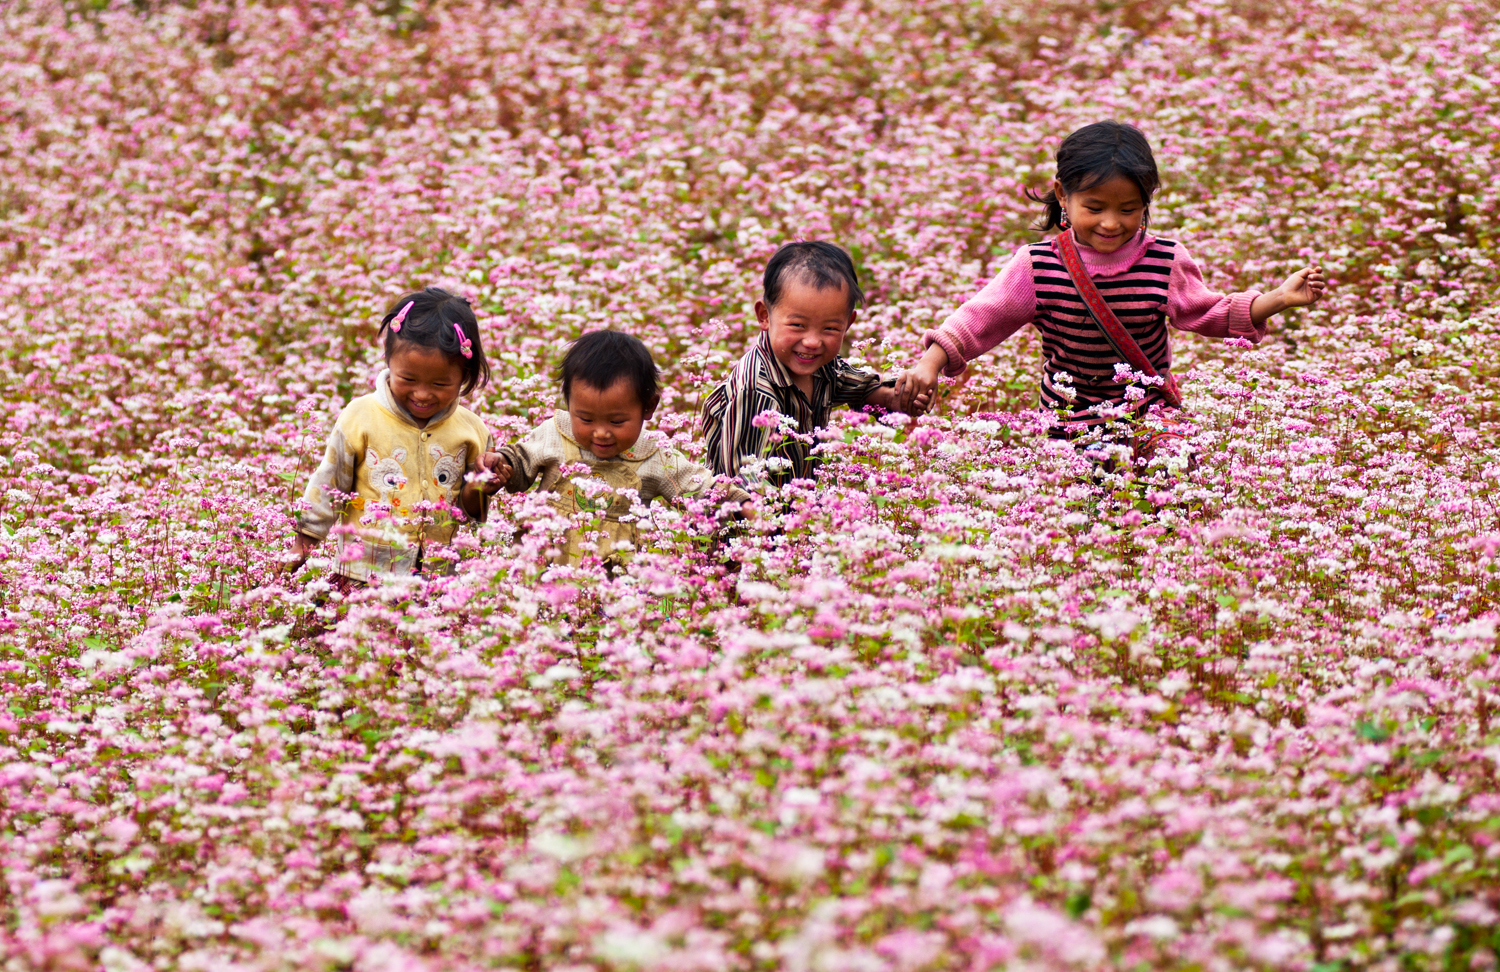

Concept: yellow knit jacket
[[298, 370, 493, 580]]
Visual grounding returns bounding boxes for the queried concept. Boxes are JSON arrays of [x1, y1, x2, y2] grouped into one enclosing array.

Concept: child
[[294, 287, 506, 581], [701, 241, 931, 486], [903, 120, 1325, 452], [489, 330, 751, 564]]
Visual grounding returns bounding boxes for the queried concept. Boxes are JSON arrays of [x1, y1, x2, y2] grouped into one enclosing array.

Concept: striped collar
[[1048, 231, 1154, 278]]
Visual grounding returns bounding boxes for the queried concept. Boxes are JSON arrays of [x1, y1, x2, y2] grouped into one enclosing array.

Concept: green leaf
[[1443, 845, 1475, 864], [1356, 721, 1391, 743], [1065, 891, 1091, 919]]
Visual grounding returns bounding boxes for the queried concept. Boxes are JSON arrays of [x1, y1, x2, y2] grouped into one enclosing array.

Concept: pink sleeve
[[922, 247, 1037, 378], [1167, 242, 1264, 342]]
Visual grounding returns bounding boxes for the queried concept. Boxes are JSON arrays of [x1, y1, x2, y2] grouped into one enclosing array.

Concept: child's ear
[[840, 309, 859, 356], [754, 300, 771, 329], [642, 393, 661, 422]]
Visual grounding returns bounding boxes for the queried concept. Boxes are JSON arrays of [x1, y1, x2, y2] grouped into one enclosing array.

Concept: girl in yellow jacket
[[294, 287, 505, 581]]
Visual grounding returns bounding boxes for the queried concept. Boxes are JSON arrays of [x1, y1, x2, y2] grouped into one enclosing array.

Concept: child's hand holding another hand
[[900, 344, 949, 415], [474, 451, 513, 495], [866, 374, 933, 417], [458, 452, 513, 519]]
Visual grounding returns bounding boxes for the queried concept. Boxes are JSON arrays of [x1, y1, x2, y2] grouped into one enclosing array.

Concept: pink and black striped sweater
[[923, 232, 1264, 425]]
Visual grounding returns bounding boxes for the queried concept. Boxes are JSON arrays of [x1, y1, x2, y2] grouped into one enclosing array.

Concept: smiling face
[[387, 343, 465, 427], [1056, 174, 1147, 254], [566, 378, 658, 460], [757, 277, 856, 395]]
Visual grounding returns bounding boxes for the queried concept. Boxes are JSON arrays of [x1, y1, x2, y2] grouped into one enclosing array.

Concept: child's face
[[755, 277, 856, 387], [1055, 174, 1146, 253], [567, 378, 658, 460], [387, 343, 465, 427]]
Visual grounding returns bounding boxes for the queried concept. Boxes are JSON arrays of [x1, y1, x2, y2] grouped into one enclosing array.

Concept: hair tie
[[453, 322, 473, 359], [390, 300, 414, 333]]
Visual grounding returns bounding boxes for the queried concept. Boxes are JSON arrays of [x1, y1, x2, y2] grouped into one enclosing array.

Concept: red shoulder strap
[[1055, 229, 1183, 409]]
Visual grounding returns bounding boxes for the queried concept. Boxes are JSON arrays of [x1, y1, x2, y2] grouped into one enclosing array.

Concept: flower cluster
[[2, 0, 1498, 970]]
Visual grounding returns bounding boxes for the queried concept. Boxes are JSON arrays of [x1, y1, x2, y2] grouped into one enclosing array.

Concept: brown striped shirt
[[700, 331, 883, 484]]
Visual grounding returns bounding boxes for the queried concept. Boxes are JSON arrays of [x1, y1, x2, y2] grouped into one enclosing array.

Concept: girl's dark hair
[[763, 240, 864, 313], [378, 287, 490, 395], [1028, 120, 1161, 232], [561, 330, 659, 409]]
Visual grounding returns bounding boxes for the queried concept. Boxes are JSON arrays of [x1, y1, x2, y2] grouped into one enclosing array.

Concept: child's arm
[[1168, 244, 1325, 338], [902, 247, 1038, 411], [828, 360, 883, 411], [461, 431, 548, 515], [288, 423, 358, 571]]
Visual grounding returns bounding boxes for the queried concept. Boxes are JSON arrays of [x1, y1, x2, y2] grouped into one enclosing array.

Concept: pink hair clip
[[390, 300, 414, 333], [453, 322, 473, 359]]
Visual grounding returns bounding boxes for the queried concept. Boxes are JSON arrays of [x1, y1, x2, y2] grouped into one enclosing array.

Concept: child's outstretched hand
[[1253, 265, 1327, 324], [1278, 265, 1327, 308]]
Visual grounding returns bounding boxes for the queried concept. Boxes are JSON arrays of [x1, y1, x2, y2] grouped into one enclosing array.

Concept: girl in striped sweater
[[903, 121, 1325, 456]]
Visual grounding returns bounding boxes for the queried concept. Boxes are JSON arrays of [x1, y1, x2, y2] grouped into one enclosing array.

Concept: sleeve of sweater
[[297, 410, 358, 541], [922, 246, 1038, 378], [497, 423, 552, 493], [1166, 242, 1265, 342]]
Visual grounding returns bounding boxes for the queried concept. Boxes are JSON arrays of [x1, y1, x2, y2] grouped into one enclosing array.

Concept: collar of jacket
[[375, 368, 461, 429], [551, 408, 659, 462]]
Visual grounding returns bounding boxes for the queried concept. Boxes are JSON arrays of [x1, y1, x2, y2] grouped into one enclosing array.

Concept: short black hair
[[763, 240, 864, 314], [378, 287, 490, 395], [560, 330, 659, 409], [1028, 120, 1161, 232]]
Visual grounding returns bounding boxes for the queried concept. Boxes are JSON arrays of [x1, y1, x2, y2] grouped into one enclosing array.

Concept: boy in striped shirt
[[700, 242, 931, 487]]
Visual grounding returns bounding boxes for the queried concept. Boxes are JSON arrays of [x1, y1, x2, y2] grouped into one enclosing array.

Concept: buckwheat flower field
[[3, 0, 1499, 968]]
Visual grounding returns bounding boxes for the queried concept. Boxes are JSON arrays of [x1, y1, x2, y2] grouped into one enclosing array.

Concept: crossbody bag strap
[[1055, 228, 1183, 409]]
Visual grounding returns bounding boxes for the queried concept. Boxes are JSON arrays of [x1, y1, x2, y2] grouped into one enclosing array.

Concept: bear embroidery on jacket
[[366, 447, 409, 502], [430, 444, 467, 494]]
